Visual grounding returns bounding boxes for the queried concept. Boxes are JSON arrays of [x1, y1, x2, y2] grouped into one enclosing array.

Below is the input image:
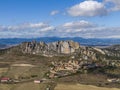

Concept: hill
[[0, 40, 120, 90], [0, 44, 8, 49]]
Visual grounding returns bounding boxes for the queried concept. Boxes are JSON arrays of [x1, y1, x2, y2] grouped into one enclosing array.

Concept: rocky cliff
[[19, 40, 107, 61], [102, 45, 120, 59], [20, 40, 80, 55]]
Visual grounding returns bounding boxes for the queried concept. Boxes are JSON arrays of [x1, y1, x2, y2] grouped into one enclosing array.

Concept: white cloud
[[26, 23, 48, 28], [50, 10, 59, 15], [54, 20, 120, 38], [0, 22, 53, 31], [104, 0, 120, 11], [63, 20, 95, 29], [67, 0, 120, 17], [0, 21, 120, 38], [6, 23, 48, 30], [41, 26, 54, 32], [68, 0, 107, 17], [0, 22, 55, 38], [107, 35, 120, 38]]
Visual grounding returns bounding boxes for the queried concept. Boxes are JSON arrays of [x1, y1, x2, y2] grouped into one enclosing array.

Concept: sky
[[0, 0, 120, 38]]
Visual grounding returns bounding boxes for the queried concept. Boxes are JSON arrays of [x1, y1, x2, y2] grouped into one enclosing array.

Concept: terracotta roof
[[1, 77, 10, 80]]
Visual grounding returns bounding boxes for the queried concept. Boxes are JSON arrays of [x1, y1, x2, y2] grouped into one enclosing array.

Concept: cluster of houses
[[48, 60, 98, 78], [33, 78, 47, 84], [0, 77, 21, 84], [0, 77, 14, 83], [0, 77, 48, 84]]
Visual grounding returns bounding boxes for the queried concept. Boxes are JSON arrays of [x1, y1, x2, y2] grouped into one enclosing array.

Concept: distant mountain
[[0, 37, 120, 46], [0, 44, 8, 49]]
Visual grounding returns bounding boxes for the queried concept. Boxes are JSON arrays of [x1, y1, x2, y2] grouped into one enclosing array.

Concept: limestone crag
[[103, 45, 120, 58], [19, 40, 106, 61], [20, 40, 80, 55], [48, 40, 80, 54], [20, 41, 48, 54]]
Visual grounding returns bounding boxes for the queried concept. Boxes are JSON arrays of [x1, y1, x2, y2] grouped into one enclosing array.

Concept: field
[[0, 82, 48, 90], [0, 82, 119, 90], [55, 83, 120, 90]]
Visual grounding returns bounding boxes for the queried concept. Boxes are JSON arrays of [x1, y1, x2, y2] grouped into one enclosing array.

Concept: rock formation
[[20, 40, 80, 55], [103, 45, 120, 58], [48, 40, 80, 54]]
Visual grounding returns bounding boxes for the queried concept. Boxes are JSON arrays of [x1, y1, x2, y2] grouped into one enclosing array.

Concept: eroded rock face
[[48, 40, 80, 54], [19, 40, 106, 61], [103, 45, 120, 58], [20, 40, 80, 55], [20, 41, 48, 54]]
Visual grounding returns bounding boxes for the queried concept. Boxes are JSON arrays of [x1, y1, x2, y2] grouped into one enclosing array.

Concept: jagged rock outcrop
[[20, 41, 48, 54], [19, 40, 106, 61], [48, 40, 80, 54], [103, 45, 120, 58], [20, 40, 80, 55]]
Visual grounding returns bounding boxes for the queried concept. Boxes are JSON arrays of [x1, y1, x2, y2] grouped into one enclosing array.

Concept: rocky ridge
[[18, 40, 108, 63], [20, 40, 80, 55], [102, 45, 120, 59], [3, 40, 120, 65]]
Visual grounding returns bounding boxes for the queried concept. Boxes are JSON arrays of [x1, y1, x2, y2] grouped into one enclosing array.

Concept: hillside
[[0, 40, 120, 90]]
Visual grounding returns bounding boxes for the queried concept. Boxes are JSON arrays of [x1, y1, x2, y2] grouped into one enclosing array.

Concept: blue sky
[[0, 0, 120, 38]]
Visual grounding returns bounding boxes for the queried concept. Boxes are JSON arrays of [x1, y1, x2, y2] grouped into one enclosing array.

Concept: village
[[48, 59, 99, 78], [0, 77, 50, 84], [48, 58, 120, 83]]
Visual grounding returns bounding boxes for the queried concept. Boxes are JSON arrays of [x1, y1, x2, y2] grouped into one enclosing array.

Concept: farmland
[[55, 83, 120, 90]]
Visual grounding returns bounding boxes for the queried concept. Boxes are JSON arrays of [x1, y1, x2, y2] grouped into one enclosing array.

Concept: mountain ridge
[[0, 37, 120, 46]]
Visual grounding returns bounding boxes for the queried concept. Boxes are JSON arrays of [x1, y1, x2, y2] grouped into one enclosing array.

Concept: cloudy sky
[[0, 0, 120, 38]]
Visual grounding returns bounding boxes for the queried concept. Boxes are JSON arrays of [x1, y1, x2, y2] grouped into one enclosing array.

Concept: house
[[46, 87, 50, 90], [0, 77, 10, 83], [34, 80, 42, 84], [41, 78, 47, 81], [49, 73, 55, 78], [107, 78, 120, 83], [13, 79, 20, 83]]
